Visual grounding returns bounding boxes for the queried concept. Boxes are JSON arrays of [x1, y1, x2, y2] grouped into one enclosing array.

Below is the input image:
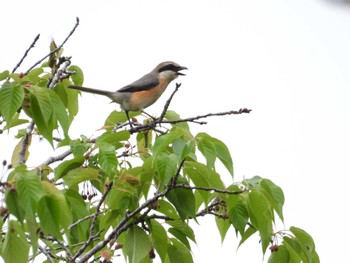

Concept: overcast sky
[[1, 0, 350, 262]]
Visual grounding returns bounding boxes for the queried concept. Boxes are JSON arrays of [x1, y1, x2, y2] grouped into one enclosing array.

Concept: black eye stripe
[[158, 64, 179, 73]]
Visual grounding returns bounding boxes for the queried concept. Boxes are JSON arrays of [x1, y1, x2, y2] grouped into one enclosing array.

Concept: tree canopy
[[0, 19, 319, 263]]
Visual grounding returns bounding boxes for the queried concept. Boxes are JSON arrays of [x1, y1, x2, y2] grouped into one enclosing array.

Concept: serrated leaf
[[16, 167, 44, 219], [98, 143, 118, 176], [248, 189, 273, 253], [126, 226, 151, 263], [156, 153, 178, 185], [1, 220, 30, 263], [229, 201, 249, 237], [0, 83, 25, 123], [69, 65, 84, 86]]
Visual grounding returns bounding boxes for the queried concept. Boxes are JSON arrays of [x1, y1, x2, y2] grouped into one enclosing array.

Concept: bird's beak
[[176, 66, 188, 76]]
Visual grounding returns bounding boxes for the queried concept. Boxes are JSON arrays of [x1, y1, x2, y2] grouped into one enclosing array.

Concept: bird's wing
[[117, 72, 159, 93]]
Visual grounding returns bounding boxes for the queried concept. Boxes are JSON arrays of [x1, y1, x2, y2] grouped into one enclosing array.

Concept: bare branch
[[25, 17, 80, 74], [11, 33, 40, 74]]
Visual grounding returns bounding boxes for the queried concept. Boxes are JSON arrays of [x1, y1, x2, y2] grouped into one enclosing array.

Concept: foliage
[[0, 23, 319, 263]]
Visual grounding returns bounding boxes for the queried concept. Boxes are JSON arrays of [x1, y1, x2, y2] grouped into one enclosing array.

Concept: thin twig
[[158, 83, 181, 122], [172, 184, 246, 195], [25, 17, 80, 74], [72, 182, 113, 262], [11, 34, 40, 73]]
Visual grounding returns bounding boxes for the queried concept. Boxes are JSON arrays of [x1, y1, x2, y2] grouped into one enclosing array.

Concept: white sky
[[1, 0, 350, 262]]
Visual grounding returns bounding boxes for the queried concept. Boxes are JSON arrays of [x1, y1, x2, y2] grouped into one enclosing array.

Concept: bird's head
[[155, 61, 188, 80]]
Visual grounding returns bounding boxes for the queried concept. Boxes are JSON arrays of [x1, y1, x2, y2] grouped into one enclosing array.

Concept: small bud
[[131, 117, 138, 123], [2, 160, 7, 166], [18, 72, 25, 78]]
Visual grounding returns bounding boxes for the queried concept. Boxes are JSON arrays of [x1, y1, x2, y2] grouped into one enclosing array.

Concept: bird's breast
[[125, 77, 170, 111]]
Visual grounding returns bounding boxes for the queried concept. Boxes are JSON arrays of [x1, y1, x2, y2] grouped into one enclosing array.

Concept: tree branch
[[25, 17, 79, 74], [11, 33, 40, 74]]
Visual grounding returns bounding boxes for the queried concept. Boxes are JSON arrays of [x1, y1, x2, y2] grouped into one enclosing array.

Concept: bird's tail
[[68, 85, 114, 97]]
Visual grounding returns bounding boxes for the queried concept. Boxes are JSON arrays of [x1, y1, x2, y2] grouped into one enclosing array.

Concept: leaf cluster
[[0, 28, 319, 263]]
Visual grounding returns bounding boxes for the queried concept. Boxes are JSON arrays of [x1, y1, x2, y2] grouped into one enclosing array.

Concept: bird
[[68, 61, 187, 128]]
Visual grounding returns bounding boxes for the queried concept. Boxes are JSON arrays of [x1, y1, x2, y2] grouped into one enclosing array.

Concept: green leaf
[[238, 226, 257, 248], [196, 132, 233, 176], [290, 226, 319, 263], [156, 153, 178, 185], [215, 216, 231, 242], [98, 143, 118, 176], [126, 226, 151, 263], [169, 238, 194, 263], [15, 167, 44, 219], [228, 200, 249, 237], [49, 89, 70, 137], [63, 167, 99, 188], [96, 130, 130, 149], [261, 179, 285, 222], [152, 128, 184, 159], [166, 187, 196, 220], [69, 65, 84, 86], [5, 187, 25, 222], [1, 220, 30, 263], [248, 189, 273, 253], [168, 227, 191, 249], [38, 181, 72, 239], [149, 220, 168, 261], [0, 70, 9, 81], [0, 83, 25, 123], [166, 220, 196, 243], [156, 200, 179, 219], [29, 92, 53, 144], [55, 156, 85, 180], [197, 136, 216, 171]]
